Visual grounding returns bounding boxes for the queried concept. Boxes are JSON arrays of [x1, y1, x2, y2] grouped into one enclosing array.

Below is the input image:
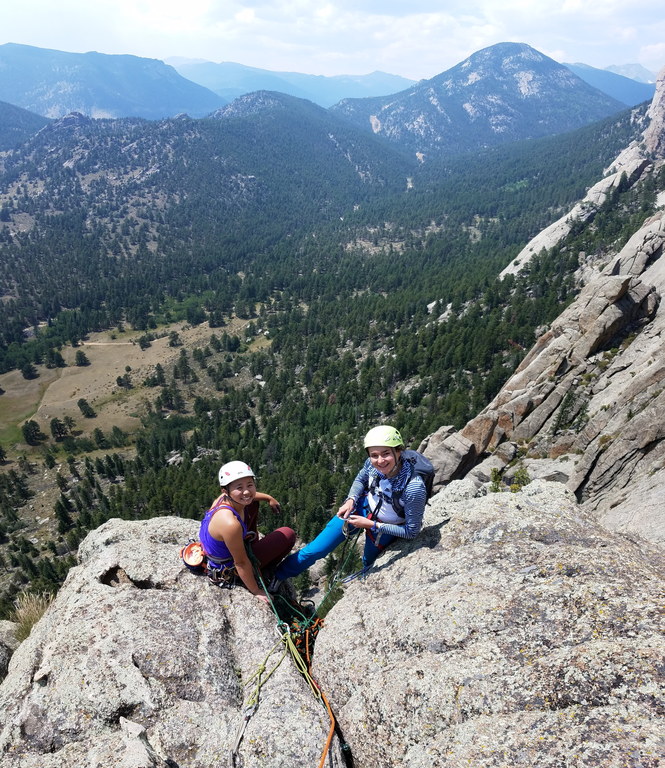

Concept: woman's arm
[[337, 460, 372, 517], [255, 491, 281, 513], [210, 510, 269, 604]]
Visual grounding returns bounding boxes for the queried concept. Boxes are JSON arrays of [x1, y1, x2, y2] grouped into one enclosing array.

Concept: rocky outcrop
[[426, 69, 665, 547], [428, 210, 665, 545], [501, 63, 665, 281], [644, 66, 665, 158], [0, 620, 18, 680], [0, 517, 344, 768], [500, 145, 651, 279], [313, 480, 665, 768], [2, 484, 663, 768]]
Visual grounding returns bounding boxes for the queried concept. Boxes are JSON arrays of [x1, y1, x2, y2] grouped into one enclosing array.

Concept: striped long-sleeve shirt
[[346, 457, 427, 540]]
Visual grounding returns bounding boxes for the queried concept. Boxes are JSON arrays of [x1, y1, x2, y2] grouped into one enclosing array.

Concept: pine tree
[[22, 420, 43, 445]]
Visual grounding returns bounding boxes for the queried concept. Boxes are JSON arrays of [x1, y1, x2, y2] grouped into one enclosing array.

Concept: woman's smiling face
[[367, 446, 401, 477], [225, 476, 257, 506]]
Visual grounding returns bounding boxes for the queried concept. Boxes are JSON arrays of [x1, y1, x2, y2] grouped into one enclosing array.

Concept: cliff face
[[424, 66, 665, 547], [644, 66, 665, 157]]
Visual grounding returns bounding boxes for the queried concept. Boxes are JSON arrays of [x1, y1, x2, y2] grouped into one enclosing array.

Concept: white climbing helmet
[[218, 461, 255, 487]]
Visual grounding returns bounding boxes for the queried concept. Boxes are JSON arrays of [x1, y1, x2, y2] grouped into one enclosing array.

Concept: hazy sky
[[1, 0, 664, 80]]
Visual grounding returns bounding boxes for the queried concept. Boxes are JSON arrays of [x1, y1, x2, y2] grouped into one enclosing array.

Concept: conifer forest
[[0, 98, 660, 613]]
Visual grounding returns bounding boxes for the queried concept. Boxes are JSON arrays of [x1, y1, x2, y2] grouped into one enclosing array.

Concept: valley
[[0, 53, 659, 618], [0, 38, 663, 768]]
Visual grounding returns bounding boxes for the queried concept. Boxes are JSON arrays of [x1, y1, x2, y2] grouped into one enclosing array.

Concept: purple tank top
[[199, 501, 248, 564]]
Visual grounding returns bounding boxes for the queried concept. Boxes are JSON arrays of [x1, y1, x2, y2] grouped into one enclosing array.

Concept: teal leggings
[[274, 510, 395, 580]]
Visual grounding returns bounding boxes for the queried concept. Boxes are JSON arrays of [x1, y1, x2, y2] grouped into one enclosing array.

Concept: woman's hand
[[254, 592, 270, 605], [346, 514, 374, 529], [337, 498, 355, 519], [255, 491, 282, 513]]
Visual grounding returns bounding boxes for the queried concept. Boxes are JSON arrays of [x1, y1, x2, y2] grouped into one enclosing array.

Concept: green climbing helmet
[[363, 425, 405, 450]]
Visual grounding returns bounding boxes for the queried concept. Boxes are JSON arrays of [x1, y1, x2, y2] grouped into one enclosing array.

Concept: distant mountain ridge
[[330, 43, 628, 157], [564, 62, 655, 106], [0, 100, 49, 150], [605, 63, 657, 83], [0, 43, 225, 119], [170, 59, 416, 108]]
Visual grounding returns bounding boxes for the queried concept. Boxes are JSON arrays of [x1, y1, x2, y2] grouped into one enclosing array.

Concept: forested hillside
[[0, 97, 653, 613], [0, 102, 49, 151]]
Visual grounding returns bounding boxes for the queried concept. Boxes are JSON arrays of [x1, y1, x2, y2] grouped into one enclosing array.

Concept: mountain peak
[[461, 40, 546, 63], [605, 62, 657, 84], [331, 42, 626, 157], [210, 89, 322, 120]]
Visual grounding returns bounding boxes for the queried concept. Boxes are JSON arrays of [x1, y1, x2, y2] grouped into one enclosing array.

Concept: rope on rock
[[230, 536, 359, 766], [231, 635, 288, 766]]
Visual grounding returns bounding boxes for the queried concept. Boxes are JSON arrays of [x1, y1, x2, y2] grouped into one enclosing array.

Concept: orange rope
[[316, 685, 337, 768], [298, 619, 336, 768], [305, 628, 312, 667]]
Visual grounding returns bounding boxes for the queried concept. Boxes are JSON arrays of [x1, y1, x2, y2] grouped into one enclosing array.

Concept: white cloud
[[0, 0, 663, 78]]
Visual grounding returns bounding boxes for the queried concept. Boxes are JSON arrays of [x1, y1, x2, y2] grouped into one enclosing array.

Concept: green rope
[[313, 522, 363, 615], [245, 521, 370, 666], [242, 637, 288, 709], [231, 635, 288, 764], [232, 535, 355, 768], [229, 536, 356, 765]]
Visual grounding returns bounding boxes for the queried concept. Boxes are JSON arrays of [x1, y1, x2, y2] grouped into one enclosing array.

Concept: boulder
[[421, 427, 477, 491], [0, 517, 344, 768], [503, 456, 577, 485], [313, 481, 665, 768], [467, 442, 517, 484]]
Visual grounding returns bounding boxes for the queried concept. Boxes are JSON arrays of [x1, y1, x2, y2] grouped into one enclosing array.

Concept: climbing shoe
[[267, 576, 283, 593]]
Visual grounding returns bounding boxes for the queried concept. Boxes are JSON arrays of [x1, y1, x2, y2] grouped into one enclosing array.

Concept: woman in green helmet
[[269, 425, 428, 589]]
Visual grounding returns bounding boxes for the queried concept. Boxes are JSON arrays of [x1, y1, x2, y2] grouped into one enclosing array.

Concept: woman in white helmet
[[199, 460, 296, 604], [269, 426, 427, 589]]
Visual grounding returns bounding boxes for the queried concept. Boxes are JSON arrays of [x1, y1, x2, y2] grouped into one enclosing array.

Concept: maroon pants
[[243, 500, 296, 569], [251, 527, 297, 569]]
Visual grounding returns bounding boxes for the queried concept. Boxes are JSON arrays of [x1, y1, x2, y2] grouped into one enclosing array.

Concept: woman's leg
[[362, 530, 397, 567], [273, 515, 350, 579], [251, 527, 296, 569]]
